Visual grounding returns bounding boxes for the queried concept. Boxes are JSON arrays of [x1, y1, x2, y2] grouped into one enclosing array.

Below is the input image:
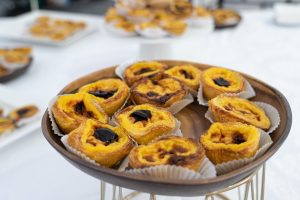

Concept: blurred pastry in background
[[211, 9, 241, 27], [29, 16, 86, 41]]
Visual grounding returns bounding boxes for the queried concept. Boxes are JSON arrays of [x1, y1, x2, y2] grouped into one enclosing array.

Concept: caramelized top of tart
[[129, 135, 204, 170], [202, 67, 244, 92], [201, 122, 260, 150]]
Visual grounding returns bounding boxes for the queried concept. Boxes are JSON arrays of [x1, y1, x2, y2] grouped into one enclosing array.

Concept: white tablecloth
[[0, 9, 299, 200]]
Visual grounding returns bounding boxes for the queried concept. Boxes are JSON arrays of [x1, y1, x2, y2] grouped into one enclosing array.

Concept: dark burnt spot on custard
[[213, 77, 230, 87], [168, 155, 186, 165], [89, 90, 117, 99], [94, 127, 118, 145], [172, 144, 188, 153], [130, 110, 152, 122], [74, 101, 85, 115], [134, 68, 153, 75], [180, 69, 193, 79], [16, 108, 30, 116], [143, 155, 155, 162], [156, 94, 173, 104], [232, 133, 246, 144], [74, 101, 94, 118], [147, 92, 159, 97]]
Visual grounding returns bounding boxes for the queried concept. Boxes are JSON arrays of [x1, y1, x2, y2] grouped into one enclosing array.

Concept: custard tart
[[131, 77, 187, 108], [79, 78, 129, 116], [169, 0, 193, 20], [51, 93, 109, 134], [211, 9, 241, 27], [201, 67, 245, 100], [164, 64, 202, 91], [200, 122, 260, 164], [9, 105, 38, 122], [67, 119, 134, 167], [105, 8, 126, 23], [128, 135, 205, 170], [115, 104, 176, 144], [124, 61, 166, 86], [209, 95, 271, 130], [161, 20, 187, 36], [0, 118, 15, 134]]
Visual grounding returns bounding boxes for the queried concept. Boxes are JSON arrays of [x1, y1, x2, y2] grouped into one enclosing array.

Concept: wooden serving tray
[[41, 60, 292, 196], [0, 58, 33, 83]]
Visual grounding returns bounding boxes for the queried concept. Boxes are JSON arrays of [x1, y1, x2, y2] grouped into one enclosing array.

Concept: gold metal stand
[[101, 163, 266, 200]]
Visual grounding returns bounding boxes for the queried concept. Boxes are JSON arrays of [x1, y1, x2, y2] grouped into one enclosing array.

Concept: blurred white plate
[[274, 3, 300, 26], [0, 85, 42, 148], [0, 10, 100, 46]]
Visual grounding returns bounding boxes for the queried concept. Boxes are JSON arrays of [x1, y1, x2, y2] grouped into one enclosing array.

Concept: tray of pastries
[[211, 8, 242, 29], [104, 0, 242, 38], [0, 46, 33, 82], [42, 60, 291, 196], [0, 85, 41, 148], [0, 10, 99, 46]]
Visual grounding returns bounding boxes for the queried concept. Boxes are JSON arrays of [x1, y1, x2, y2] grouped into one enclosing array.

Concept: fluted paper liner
[[187, 16, 214, 28], [135, 26, 169, 38], [48, 96, 64, 137], [197, 79, 256, 106], [105, 23, 137, 37], [126, 157, 216, 180], [205, 101, 280, 134], [215, 130, 273, 175]]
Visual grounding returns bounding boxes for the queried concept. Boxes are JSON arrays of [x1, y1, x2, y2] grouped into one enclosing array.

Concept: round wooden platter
[[41, 60, 292, 197], [0, 58, 33, 83]]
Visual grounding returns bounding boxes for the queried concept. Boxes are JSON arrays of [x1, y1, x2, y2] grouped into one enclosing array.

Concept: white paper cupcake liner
[[216, 130, 273, 175], [135, 26, 169, 38], [115, 59, 146, 80], [167, 93, 194, 114], [1, 58, 30, 70], [187, 16, 214, 28], [222, 18, 240, 26], [105, 23, 137, 37], [205, 101, 280, 134], [126, 157, 216, 180], [48, 96, 64, 137], [197, 79, 256, 106]]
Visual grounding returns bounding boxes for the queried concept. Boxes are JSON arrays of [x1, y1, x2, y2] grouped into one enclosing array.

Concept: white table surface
[[0, 9, 299, 200]]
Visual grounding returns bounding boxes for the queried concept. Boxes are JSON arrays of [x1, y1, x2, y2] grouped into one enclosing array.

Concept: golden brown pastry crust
[[164, 64, 202, 91], [9, 105, 38, 121], [129, 135, 205, 170], [51, 93, 109, 134], [201, 67, 245, 100], [209, 95, 271, 130], [131, 77, 187, 108], [67, 119, 134, 167], [200, 122, 260, 164], [124, 61, 167, 86], [79, 78, 129, 116], [115, 104, 176, 144]]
